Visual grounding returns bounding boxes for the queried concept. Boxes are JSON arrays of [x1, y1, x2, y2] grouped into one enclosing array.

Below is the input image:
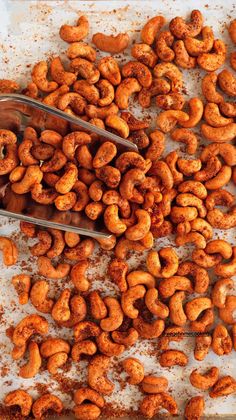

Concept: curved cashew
[[157, 110, 189, 132], [141, 376, 168, 393], [159, 349, 188, 367], [201, 72, 223, 104], [122, 357, 144, 385], [59, 15, 89, 42], [169, 291, 187, 326], [127, 270, 155, 289], [112, 328, 139, 347], [185, 297, 212, 321], [0, 237, 18, 266], [212, 278, 233, 308], [38, 256, 70, 279], [12, 314, 48, 347], [125, 209, 151, 241], [64, 238, 94, 261], [180, 97, 203, 128], [218, 69, 236, 97], [158, 276, 193, 298], [174, 40, 196, 69], [122, 61, 152, 88], [133, 317, 165, 339], [31, 61, 58, 92], [156, 92, 185, 111], [185, 396, 205, 420], [219, 101, 236, 117], [50, 56, 76, 86], [96, 332, 124, 357], [115, 78, 141, 110], [146, 248, 179, 278], [70, 58, 100, 84], [204, 102, 233, 127], [131, 43, 157, 67], [171, 128, 198, 154], [4, 390, 33, 416], [214, 247, 236, 277], [92, 32, 129, 53], [197, 39, 226, 71], [177, 261, 209, 294], [155, 30, 175, 62], [32, 394, 63, 419], [209, 376, 236, 398], [212, 324, 232, 355], [145, 288, 169, 318], [194, 336, 212, 361], [100, 297, 123, 331], [67, 41, 96, 61], [141, 15, 165, 45], [97, 56, 121, 86], [185, 26, 214, 55], [169, 9, 203, 39], [30, 280, 54, 313], [72, 340, 97, 362], [219, 295, 236, 324], [121, 285, 146, 319], [201, 143, 236, 167], [12, 274, 31, 305], [140, 393, 178, 417], [88, 355, 114, 395], [74, 321, 101, 342], [108, 258, 128, 292], [19, 341, 41, 378], [205, 239, 232, 260]]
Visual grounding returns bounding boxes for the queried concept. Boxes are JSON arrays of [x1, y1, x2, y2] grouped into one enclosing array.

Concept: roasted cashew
[[51, 289, 71, 323], [153, 62, 183, 92], [133, 317, 165, 339], [92, 32, 129, 53], [171, 128, 198, 154], [122, 61, 152, 88], [169, 9, 203, 39], [131, 43, 157, 67], [30, 280, 54, 313], [207, 207, 236, 230], [112, 328, 139, 347], [115, 78, 141, 110], [201, 143, 236, 167], [108, 258, 128, 292], [31, 61, 58, 92], [32, 394, 63, 419], [169, 291, 187, 326], [145, 288, 169, 318], [178, 261, 209, 294], [165, 151, 183, 184], [138, 78, 171, 108], [96, 332, 124, 357], [209, 376, 236, 398], [205, 239, 232, 260], [174, 40, 196, 69], [146, 248, 178, 278], [202, 72, 223, 104], [125, 209, 151, 241], [67, 41, 96, 61], [185, 396, 205, 420], [0, 79, 19, 93], [0, 236, 18, 266], [96, 79, 115, 107], [20, 221, 36, 238], [58, 92, 87, 115], [219, 101, 236, 117], [157, 110, 189, 133], [19, 341, 41, 379], [4, 390, 33, 417], [104, 204, 127, 235], [30, 230, 52, 257], [50, 56, 76, 86], [140, 393, 178, 418], [185, 26, 214, 55], [194, 335, 212, 361], [141, 376, 168, 394], [176, 193, 206, 218], [185, 297, 212, 321], [60, 295, 87, 328], [100, 297, 123, 331], [73, 80, 99, 105], [37, 256, 70, 279], [218, 69, 236, 97], [159, 349, 188, 367], [12, 314, 48, 347], [212, 278, 233, 308], [122, 358, 144, 385], [158, 275, 193, 298], [114, 237, 146, 259], [127, 270, 155, 289], [204, 102, 233, 127], [178, 180, 207, 199], [72, 340, 97, 361], [119, 168, 145, 202], [205, 165, 232, 190], [190, 308, 214, 332], [197, 39, 226, 71], [18, 139, 38, 166], [12, 274, 31, 305], [190, 367, 219, 391], [141, 15, 165, 45], [156, 92, 185, 111], [97, 56, 121, 85], [121, 285, 146, 319], [40, 338, 70, 358], [212, 324, 232, 355], [201, 122, 236, 143], [64, 238, 95, 261], [88, 355, 114, 395], [155, 30, 174, 62], [192, 249, 222, 268], [74, 388, 104, 420], [74, 321, 101, 342], [11, 165, 43, 194], [70, 58, 100, 84], [149, 160, 174, 189], [59, 15, 89, 43], [219, 295, 236, 324], [89, 291, 107, 320], [215, 247, 236, 277]]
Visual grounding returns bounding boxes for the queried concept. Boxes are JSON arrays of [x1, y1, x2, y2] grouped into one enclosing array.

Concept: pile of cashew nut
[[0, 9, 236, 420]]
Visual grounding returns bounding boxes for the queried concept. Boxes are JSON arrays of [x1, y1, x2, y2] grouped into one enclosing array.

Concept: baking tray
[[0, 0, 235, 418]]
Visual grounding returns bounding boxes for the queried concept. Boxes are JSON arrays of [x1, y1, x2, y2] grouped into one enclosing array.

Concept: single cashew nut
[[32, 394, 63, 419], [190, 367, 219, 390], [11, 274, 31, 305], [122, 357, 144, 385], [88, 355, 114, 395], [4, 390, 33, 417]]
